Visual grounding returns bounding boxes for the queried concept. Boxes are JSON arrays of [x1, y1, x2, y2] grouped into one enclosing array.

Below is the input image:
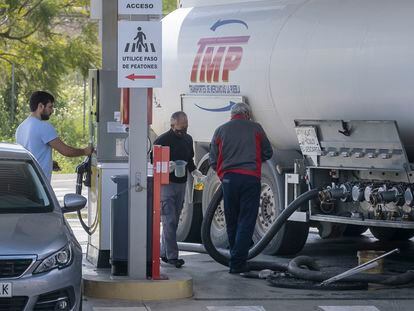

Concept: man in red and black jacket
[[209, 102, 273, 274]]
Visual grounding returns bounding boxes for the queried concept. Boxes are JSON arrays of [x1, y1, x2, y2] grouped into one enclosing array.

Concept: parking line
[[207, 307, 266, 311], [319, 307, 380, 311]]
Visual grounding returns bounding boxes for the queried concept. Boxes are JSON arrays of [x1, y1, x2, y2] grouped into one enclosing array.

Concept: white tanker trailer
[[152, 0, 414, 254]]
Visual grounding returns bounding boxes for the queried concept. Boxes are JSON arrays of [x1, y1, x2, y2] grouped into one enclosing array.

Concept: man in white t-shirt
[[15, 91, 93, 180]]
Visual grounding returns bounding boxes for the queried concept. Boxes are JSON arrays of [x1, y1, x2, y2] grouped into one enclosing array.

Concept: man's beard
[[40, 113, 50, 120]]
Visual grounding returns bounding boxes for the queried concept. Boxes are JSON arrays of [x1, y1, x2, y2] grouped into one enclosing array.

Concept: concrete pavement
[[52, 174, 414, 311]]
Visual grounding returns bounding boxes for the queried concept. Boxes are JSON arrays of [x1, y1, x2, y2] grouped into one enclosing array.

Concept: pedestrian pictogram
[[124, 27, 156, 53], [118, 21, 162, 88]]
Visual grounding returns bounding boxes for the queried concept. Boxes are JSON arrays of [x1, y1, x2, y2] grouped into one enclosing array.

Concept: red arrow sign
[[126, 74, 156, 80]]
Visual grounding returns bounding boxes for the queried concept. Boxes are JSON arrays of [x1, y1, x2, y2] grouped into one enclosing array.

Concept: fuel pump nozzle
[[75, 155, 92, 194], [75, 155, 97, 235]]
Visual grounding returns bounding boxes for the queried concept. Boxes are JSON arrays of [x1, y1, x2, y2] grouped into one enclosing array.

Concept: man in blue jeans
[[209, 102, 273, 274]]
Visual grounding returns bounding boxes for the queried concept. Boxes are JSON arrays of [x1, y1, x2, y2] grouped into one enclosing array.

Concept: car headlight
[[34, 243, 73, 274]]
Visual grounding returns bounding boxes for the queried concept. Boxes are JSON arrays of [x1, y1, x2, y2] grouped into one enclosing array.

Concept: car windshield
[[0, 160, 53, 213]]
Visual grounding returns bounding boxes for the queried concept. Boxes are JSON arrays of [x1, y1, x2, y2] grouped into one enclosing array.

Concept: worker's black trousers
[[222, 172, 261, 271]]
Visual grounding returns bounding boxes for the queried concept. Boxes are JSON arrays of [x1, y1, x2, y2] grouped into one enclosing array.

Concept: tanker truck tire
[[252, 163, 309, 255], [201, 168, 229, 248], [343, 225, 368, 237], [341, 212, 368, 237], [177, 201, 202, 242], [369, 227, 414, 241], [317, 222, 346, 239]]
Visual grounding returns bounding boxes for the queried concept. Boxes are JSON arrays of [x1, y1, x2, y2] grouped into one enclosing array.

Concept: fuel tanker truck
[[152, 0, 414, 255]]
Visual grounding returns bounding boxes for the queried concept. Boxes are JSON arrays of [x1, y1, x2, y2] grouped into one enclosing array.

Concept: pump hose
[[201, 187, 320, 270], [76, 165, 99, 236], [287, 256, 414, 286], [201, 186, 414, 286]]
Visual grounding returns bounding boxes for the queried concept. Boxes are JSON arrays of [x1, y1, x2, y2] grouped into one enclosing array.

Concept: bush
[[51, 77, 90, 174]]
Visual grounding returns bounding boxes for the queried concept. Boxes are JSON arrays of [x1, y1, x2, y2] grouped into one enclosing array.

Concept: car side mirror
[[62, 193, 87, 213]]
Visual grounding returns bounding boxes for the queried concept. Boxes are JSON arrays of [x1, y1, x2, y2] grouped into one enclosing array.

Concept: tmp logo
[[191, 35, 249, 83], [189, 19, 250, 95]]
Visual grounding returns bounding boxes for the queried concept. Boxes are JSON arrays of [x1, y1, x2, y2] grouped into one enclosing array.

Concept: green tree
[[0, 0, 177, 172], [0, 0, 100, 140], [163, 0, 177, 15], [51, 77, 90, 173]]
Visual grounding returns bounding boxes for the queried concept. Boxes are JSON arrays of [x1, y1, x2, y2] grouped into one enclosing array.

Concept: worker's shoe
[[161, 257, 185, 268], [229, 263, 250, 274]]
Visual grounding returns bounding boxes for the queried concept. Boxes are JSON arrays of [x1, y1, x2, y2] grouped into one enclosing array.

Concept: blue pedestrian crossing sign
[[118, 21, 162, 88]]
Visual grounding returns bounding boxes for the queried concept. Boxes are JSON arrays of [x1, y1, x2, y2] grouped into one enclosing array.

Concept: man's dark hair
[[170, 111, 187, 125], [29, 91, 55, 112]]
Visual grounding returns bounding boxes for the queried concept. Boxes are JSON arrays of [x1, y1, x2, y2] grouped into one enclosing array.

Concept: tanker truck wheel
[[317, 223, 367, 238], [252, 163, 309, 255], [370, 227, 414, 241], [177, 182, 202, 242], [177, 201, 202, 242], [317, 222, 346, 239], [201, 168, 229, 248], [343, 225, 368, 237]]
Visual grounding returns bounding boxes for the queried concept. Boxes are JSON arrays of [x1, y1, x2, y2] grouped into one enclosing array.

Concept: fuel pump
[[85, 69, 129, 268]]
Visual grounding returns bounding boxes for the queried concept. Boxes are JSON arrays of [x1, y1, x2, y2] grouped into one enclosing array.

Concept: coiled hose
[[201, 186, 414, 286], [287, 256, 414, 286], [201, 187, 320, 271], [75, 156, 99, 235]]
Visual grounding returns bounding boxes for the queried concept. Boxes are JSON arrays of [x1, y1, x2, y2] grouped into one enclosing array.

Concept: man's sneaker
[[160, 257, 185, 268], [229, 263, 249, 274], [167, 258, 185, 268]]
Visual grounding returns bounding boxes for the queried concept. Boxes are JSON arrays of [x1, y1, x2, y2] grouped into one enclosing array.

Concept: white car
[[0, 143, 84, 310]]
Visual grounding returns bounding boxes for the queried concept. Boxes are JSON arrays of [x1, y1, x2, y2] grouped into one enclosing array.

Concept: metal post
[[128, 88, 148, 278], [101, 0, 117, 71], [151, 145, 170, 279], [152, 145, 162, 279], [117, 0, 162, 279]]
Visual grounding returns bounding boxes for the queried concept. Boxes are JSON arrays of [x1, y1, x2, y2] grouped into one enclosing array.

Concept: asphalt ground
[[53, 174, 414, 311]]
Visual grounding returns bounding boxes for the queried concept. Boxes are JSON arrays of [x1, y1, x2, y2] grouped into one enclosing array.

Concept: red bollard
[[152, 145, 170, 280]]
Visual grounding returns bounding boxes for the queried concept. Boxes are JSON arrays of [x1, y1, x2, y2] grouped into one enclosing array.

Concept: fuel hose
[[75, 156, 99, 236], [201, 186, 414, 287], [201, 187, 320, 270]]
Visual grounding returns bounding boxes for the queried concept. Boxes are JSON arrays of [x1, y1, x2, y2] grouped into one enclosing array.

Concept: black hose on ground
[[201, 186, 319, 270], [177, 242, 207, 253], [201, 185, 414, 287], [287, 256, 414, 286]]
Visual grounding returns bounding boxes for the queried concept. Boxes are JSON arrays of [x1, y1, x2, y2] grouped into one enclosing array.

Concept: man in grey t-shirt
[[16, 91, 93, 180]]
